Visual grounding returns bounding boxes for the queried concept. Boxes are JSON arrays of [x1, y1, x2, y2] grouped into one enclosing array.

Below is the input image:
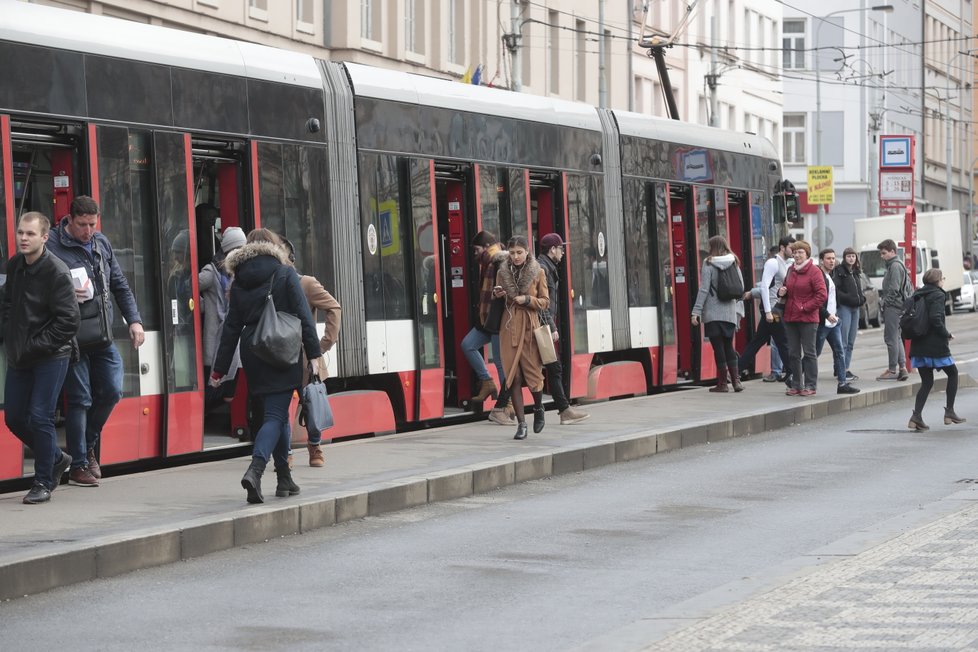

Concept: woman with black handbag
[[210, 229, 321, 504]]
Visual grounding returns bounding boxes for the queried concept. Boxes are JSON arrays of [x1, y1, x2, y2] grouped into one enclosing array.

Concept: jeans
[[836, 305, 860, 371], [785, 321, 819, 390], [65, 343, 124, 469], [770, 338, 783, 375], [882, 306, 906, 371], [254, 391, 293, 470], [738, 317, 789, 372], [5, 357, 70, 490], [815, 324, 847, 386], [461, 327, 505, 384]]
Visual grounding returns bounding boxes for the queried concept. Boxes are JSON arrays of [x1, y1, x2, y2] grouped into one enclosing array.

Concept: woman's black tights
[[709, 335, 737, 369], [509, 369, 543, 423], [914, 364, 959, 414]]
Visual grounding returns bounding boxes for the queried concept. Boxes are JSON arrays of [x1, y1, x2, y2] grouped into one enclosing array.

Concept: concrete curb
[[0, 375, 968, 601]]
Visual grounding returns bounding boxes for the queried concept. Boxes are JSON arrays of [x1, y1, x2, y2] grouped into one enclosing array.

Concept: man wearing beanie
[[461, 230, 514, 424], [538, 233, 589, 424]]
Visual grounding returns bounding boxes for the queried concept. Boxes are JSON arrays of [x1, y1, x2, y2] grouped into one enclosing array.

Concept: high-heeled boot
[[471, 378, 499, 403], [241, 458, 266, 504], [513, 421, 528, 440], [275, 467, 301, 497], [945, 407, 967, 424], [908, 412, 930, 431], [709, 373, 730, 393]]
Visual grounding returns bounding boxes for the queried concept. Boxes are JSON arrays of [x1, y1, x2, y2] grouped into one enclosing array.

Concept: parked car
[[859, 271, 880, 328], [955, 269, 978, 312]]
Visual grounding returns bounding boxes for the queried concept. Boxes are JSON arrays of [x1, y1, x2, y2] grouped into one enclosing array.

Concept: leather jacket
[[1, 248, 80, 369]]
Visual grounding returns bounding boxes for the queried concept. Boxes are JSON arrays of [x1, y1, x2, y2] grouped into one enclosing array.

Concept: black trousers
[[737, 316, 789, 373], [545, 358, 570, 412]]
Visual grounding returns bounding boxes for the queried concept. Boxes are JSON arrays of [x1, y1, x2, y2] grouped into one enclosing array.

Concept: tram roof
[[343, 63, 603, 133], [0, 1, 322, 89], [612, 110, 780, 161]]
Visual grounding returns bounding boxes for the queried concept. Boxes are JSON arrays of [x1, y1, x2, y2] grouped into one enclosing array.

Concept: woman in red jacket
[[776, 241, 827, 396]]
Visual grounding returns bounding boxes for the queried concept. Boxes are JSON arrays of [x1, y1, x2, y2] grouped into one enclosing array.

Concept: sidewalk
[[0, 363, 968, 601]]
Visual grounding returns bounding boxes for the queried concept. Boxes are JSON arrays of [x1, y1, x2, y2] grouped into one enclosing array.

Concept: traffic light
[[774, 179, 800, 224]]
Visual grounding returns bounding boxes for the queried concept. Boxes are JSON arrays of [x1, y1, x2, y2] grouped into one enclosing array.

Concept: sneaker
[[845, 371, 859, 381], [488, 408, 515, 426], [87, 449, 102, 480], [308, 443, 325, 468], [559, 406, 591, 425], [800, 388, 816, 396], [23, 483, 51, 504], [876, 370, 899, 381], [68, 466, 99, 487], [762, 373, 781, 383], [837, 384, 860, 394], [898, 368, 910, 381], [51, 451, 72, 491], [786, 388, 800, 396]]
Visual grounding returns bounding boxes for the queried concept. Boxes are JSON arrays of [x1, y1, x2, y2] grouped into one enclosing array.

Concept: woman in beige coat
[[494, 235, 550, 440]]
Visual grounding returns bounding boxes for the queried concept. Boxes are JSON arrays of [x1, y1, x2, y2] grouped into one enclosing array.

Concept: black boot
[[514, 422, 528, 440], [275, 467, 301, 497], [241, 458, 266, 504], [533, 407, 546, 433]]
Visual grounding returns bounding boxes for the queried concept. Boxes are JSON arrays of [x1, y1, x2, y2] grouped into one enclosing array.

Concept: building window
[[576, 19, 587, 101], [783, 113, 805, 163], [549, 10, 559, 94], [448, 0, 464, 64], [249, 0, 267, 9], [783, 19, 806, 69], [362, 0, 382, 41], [297, 0, 313, 25], [405, 0, 426, 54]]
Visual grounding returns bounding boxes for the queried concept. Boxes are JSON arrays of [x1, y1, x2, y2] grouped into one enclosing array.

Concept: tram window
[[621, 177, 654, 307], [247, 80, 325, 142], [172, 68, 248, 135], [695, 187, 712, 269], [0, 131, 7, 405], [508, 168, 527, 237], [478, 166, 502, 239], [359, 153, 411, 321], [256, 142, 333, 295], [566, 173, 608, 352], [0, 42, 86, 116], [654, 184, 675, 346], [87, 56, 173, 126], [409, 158, 440, 368]]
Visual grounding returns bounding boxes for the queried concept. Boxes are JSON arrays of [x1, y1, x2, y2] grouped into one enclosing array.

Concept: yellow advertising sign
[[807, 166, 834, 205]]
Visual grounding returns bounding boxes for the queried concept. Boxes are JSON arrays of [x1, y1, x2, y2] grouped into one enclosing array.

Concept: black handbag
[[251, 267, 302, 369], [76, 292, 112, 352], [299, 367, 334, 433]]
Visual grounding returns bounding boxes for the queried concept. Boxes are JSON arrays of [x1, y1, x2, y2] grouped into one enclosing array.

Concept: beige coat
[[299, 274, 341, 382], [497, 257, 550, 392]]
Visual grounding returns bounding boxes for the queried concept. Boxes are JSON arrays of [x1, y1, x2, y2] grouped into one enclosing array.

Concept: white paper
[[70, 267, 94, 301]]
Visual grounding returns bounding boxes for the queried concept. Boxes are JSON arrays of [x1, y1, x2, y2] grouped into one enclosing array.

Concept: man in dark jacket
[[46, 195, 145, 487], [2, 212, 80, 504], [876, 239, 910, 381], [538, 233, 589, 425]]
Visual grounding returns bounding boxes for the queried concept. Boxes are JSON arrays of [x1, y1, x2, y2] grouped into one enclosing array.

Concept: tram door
[[190, 138, 253, 444], [669, 184, 697, 380], [434, 163, 481, 410], [530, 172, 570, 388]]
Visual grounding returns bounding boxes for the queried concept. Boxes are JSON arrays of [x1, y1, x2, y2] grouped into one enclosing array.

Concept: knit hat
[[540, 233, 565, 250], [471, 230, 497, 248], [221, 226, 246, 253]]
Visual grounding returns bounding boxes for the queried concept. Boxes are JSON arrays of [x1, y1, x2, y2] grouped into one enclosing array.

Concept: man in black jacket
[[539, 233, 589, 424], [2, 212, 80, 504]]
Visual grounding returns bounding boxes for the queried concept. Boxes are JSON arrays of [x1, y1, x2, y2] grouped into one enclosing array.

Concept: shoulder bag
[[533, 323, 558, 365], [251, 267, 303, 369], [76, 241, 113, 352], [299, 364, 334, 433]]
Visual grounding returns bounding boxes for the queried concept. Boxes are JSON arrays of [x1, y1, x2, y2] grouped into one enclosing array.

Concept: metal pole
[[511, 0, 522, 92], [627, 0, 634, 112], [709, 15, 719, 127], [599, 0, 607, 108], [815, 20, 825, 250]]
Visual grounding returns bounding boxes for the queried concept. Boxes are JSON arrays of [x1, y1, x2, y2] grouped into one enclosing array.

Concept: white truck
[[853, 210, 964, 313]]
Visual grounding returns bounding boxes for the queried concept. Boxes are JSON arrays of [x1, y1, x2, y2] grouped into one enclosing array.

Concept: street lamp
[[945, 50, 976, 211], [814, 4, 893, 249]]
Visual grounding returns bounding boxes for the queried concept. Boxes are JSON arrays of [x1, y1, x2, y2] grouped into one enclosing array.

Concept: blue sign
[[880, 136, 912, 168]]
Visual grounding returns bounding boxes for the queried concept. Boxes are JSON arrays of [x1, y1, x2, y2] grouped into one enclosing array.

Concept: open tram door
[[189, 137, 255, 445]]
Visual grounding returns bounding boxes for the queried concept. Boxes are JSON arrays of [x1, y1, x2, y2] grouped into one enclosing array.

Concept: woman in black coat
[[211, 229, 321, 503], [907, 268, 965, 431]]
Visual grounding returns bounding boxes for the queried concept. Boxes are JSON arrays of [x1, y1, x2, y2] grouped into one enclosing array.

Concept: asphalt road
[[3, 314, 978, 651]]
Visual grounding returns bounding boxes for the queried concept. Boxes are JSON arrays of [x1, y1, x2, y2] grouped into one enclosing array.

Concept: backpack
[[898, 294, 929, 340], [711, 261, 744, 301]]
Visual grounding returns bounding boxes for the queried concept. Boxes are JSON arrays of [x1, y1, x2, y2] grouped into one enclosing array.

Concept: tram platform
[[0, 362, 971, 601]]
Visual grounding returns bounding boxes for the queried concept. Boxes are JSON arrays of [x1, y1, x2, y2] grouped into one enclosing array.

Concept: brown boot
[[471, 378, 499, 403], [709, 373, 730, 393], [308, 443, 325, 467], [728, 365, 744, 392]]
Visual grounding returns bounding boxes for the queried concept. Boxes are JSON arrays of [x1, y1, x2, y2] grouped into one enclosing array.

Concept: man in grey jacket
[[876, 239, 910, 381]]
